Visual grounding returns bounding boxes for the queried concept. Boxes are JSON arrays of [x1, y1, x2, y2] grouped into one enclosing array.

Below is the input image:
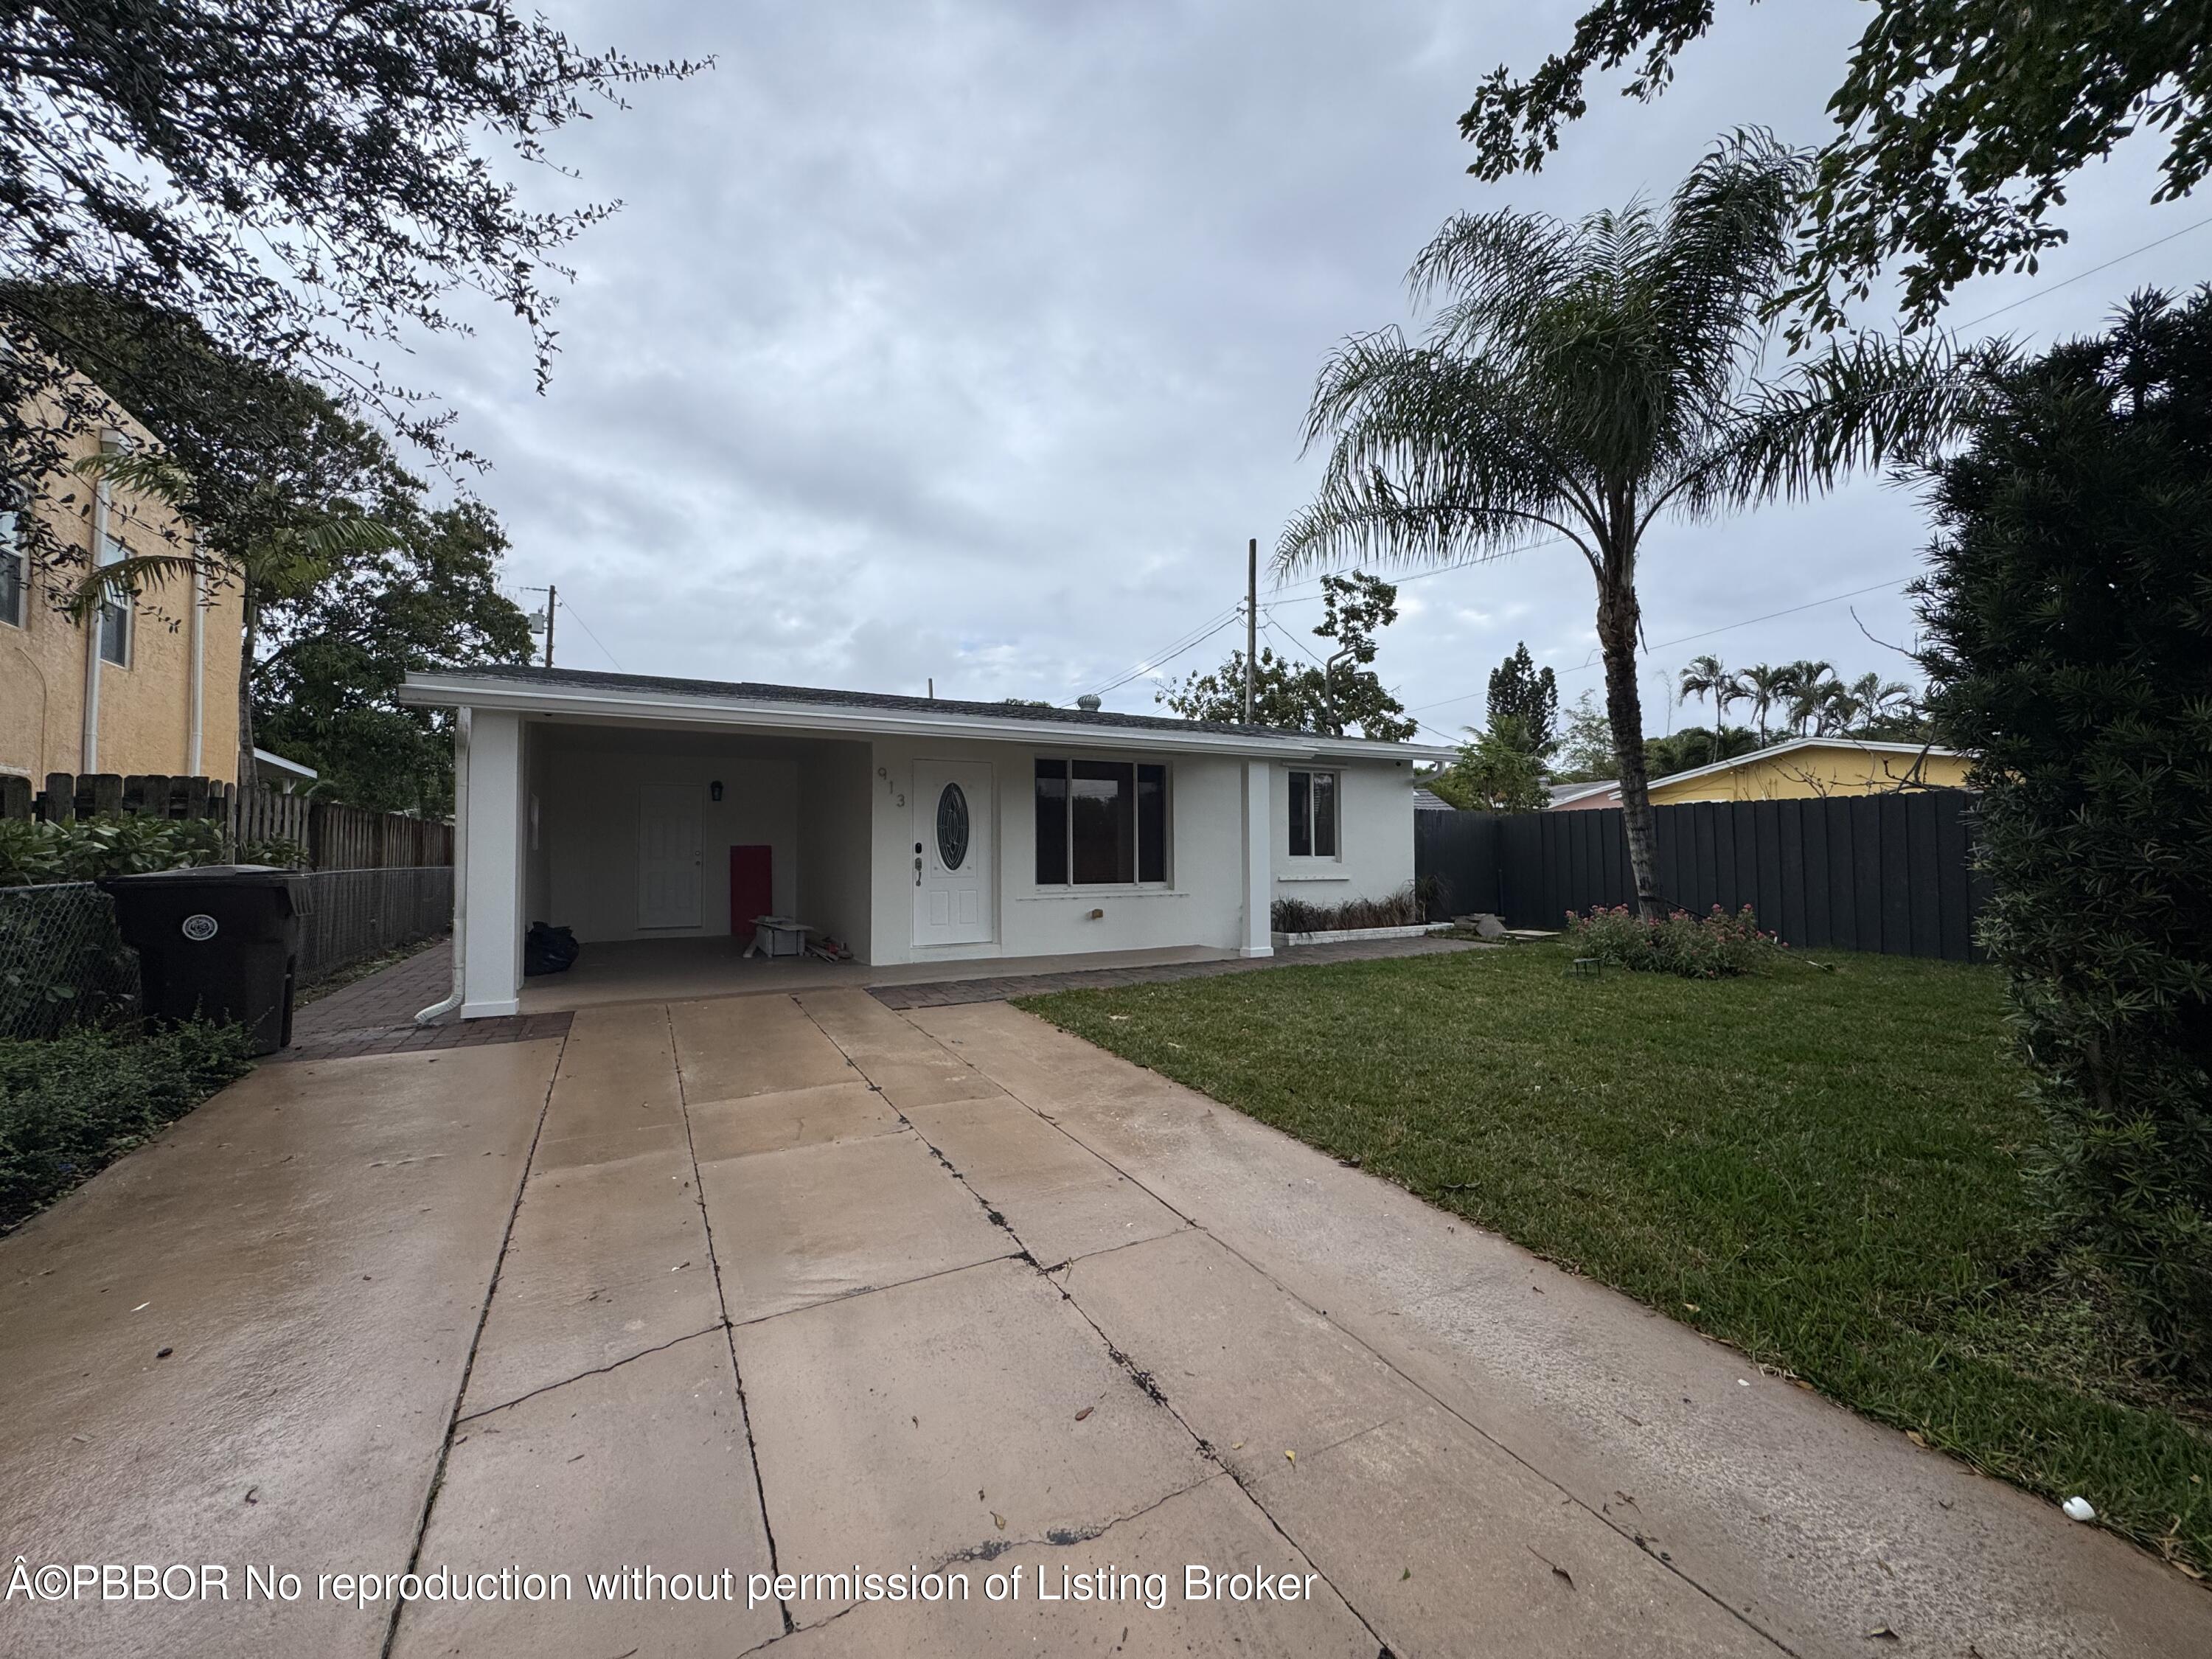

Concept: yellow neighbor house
[[1551, 737, 1972, 811], [1, 392, 245, 786]]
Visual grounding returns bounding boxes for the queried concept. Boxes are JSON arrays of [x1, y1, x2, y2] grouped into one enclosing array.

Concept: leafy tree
[[1486, 643, 1559, 757], [1427, 718, 1551, 813], [1, 3, 700, 576], [1551, 691, 1616, 782], [256, 500, 531, 813], [1916, 286, 2212, 1380], [1161, 571, 1416, 740], [41, 289, 532, 799], [1646, 724, 1758, 779], [1279, 134, 1972, 917], [1675, 653, 1738, 735], [1458, 1, 2212, 340]]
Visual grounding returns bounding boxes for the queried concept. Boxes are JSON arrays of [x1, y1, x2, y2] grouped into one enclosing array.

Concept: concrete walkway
[[1, 992, 2203, 1658]]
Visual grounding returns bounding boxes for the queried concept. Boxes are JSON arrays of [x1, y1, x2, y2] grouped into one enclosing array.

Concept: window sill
[[1276, 870, 1349, 883], [1018, 887, 1189, 902]]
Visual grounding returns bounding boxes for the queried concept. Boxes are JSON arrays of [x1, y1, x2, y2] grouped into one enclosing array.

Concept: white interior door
[[913, 760, 994, 947], [638, 782, 704, 929]]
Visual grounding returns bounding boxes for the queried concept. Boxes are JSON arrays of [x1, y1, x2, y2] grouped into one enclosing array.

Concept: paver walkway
[[2, 992, 2204, 1658]]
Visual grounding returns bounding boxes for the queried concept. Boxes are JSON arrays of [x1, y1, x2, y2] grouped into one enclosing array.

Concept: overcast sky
[[405, 1, 2210, 739]]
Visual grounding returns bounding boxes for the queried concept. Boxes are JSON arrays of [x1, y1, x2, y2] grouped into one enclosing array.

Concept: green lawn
[[1019, 945, 2211, 1581]]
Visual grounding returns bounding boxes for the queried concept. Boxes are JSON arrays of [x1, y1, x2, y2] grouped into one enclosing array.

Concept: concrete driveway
[[1, 990, 2204, 1658]]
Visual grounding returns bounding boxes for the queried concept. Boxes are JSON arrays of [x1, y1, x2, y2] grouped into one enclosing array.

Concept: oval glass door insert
[[936, 782, 970, 870]]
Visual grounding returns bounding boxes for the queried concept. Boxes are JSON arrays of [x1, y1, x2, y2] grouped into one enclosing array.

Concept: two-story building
[[1, 379, 245, 786]]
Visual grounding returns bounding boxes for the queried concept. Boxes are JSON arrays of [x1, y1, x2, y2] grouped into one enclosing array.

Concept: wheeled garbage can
[[99, 866, 307, 1056]]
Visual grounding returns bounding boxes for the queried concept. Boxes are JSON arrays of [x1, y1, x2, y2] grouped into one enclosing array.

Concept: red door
[[730, 845, 773, 935]]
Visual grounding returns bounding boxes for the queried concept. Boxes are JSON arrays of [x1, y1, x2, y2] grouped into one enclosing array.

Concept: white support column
[[1239, 757, 1273, 958], [460, 709, 525, 1018]]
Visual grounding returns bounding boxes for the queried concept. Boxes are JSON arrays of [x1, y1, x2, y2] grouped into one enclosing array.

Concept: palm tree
[[1779, 658, 1837, 736], [67, 450, 399, 782], [1677, 653, 1737, 737], [1739, 662, 1792, 745], [1278, 132, 1978, 916], [1846, 672, 1913, 731]]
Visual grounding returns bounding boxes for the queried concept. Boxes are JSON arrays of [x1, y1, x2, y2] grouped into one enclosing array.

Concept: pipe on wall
[[80, 470, 109, 771], [187, 525, 204, 775], [414, 706, 470, 1024]]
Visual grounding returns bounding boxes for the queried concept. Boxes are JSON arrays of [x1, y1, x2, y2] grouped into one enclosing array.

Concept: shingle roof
[[431, 662, 1338, 742]]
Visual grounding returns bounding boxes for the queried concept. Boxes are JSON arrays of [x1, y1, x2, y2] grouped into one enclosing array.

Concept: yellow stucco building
[[2, 389, 244, 786], [1551, 737, 1972, 811]]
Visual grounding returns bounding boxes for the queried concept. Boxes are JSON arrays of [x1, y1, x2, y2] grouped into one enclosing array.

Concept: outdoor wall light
[[709, 780, 723, 802]]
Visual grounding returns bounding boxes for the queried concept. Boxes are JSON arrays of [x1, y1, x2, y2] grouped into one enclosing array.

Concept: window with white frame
[[94, 532, 128, 665], [0, 495, 22, 629], [1034, 758, 1168, 885], [1288, 768, 1338, 858]]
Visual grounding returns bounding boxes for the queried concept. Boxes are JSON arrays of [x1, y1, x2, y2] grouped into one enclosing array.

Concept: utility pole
[[1243, 537, 1257, 723], [543, 583, 556, 667]]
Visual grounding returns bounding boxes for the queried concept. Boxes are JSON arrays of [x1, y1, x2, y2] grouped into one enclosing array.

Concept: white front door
[[638, 782, 704, 929], [913, 760, 994, 947]]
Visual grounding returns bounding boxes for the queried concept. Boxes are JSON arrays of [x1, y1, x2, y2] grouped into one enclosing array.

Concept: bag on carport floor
[[524, 922, 580, 977]]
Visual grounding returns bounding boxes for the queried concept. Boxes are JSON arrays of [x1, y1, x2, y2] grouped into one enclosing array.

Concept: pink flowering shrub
[[1565, 902, 1784, 978]]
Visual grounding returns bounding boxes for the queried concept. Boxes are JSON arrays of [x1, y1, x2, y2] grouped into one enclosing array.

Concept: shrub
[[0, 815, 227, 888], [236, 835, 310, 869], [0, 1020, 254, 1231], [1566, 902, 1784, 978], [1916, 288, 2212, 1382], [1272, 884, 1424, 934]]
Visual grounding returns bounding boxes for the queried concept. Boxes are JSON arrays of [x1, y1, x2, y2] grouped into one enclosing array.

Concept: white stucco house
[[397, 665, 1451, 1018]]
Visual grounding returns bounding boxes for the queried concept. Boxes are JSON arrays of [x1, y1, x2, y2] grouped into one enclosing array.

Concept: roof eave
[[397, 672, 1456, 764]]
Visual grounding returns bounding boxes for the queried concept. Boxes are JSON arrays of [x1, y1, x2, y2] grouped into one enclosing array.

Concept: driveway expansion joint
[[895, 1003, 1809, 1658], [379, 1022, 568, 1659], [451, 1322, 730, 1425], [667, 1001, 799, 1637]]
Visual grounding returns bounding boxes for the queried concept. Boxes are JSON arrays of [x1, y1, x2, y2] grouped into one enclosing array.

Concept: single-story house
[[397, 665, 1451, 1018], [1549, 737, 1969, 811]]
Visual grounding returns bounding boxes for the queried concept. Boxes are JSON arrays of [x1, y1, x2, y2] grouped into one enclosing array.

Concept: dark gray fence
[[1416, 792, 1989, 961], [295, 866, 453, 986]]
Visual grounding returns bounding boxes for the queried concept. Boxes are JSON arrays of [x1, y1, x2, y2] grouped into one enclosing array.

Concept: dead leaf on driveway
[[1074, 1406, 1093, 1422], [992, 1512, 1006, 1531], [1865, 1625, 1899, 1641]]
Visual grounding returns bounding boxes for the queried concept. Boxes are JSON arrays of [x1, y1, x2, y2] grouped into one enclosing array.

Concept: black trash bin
[[100, 866, 306, 1056]]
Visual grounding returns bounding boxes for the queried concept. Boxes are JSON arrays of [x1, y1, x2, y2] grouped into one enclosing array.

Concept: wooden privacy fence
[[1416, 791, 1990, 961], [0, 772, 452, 871]]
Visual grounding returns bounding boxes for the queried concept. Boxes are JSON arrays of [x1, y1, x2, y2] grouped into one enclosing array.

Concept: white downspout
[[81, 473, 110, 772], [414, 706, 470, 1024], [187, 526, 204, 775]]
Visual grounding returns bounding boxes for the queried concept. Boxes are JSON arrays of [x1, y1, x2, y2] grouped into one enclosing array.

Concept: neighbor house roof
[[1548, 737, 1962, 810], [1546, 779, 1615, 808], [1413, 787, 1455, 811], [398, 664, 1456, 764]]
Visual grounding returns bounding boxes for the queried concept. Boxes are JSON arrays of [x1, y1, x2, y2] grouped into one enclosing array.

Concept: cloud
[[386, 0, 2204, 727]]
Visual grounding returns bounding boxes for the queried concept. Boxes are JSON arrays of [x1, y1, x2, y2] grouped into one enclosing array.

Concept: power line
[[1080, 604, 1247, 700], [1957, 211, 2212, 332], [1405, 572, 1920, 714], [1261, 612, 1462, 748], [555, 593, 624, 671]]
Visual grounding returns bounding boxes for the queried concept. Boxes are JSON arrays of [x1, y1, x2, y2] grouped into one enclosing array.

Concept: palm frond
[[73, 449, 195, 507], [61, 552, 209, 622], [1695, 332, 2008, 509]]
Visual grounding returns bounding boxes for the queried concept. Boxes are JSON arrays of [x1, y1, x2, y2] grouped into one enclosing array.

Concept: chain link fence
[[0, 883, 141, 1041], [295, 866, 453, 987], [2, 869, 451, 1042]]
